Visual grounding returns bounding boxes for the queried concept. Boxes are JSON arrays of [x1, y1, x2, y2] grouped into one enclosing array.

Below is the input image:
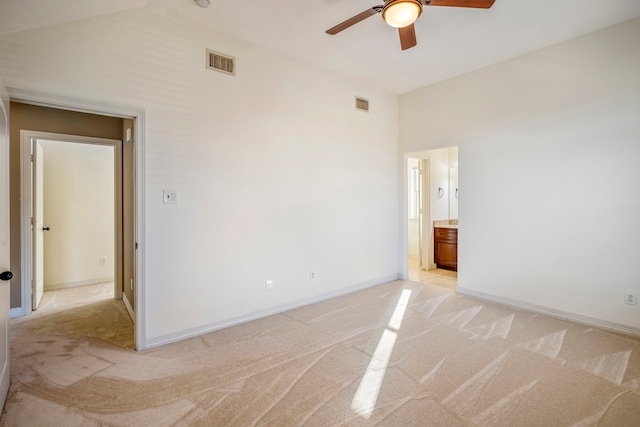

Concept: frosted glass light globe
[[383, 1, 423, 28]]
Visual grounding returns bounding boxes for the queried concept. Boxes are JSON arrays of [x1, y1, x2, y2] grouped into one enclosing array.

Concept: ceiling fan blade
[[326, 6, 383, 35], [398, 24, 417, 50], [422, 0, 495, 8]]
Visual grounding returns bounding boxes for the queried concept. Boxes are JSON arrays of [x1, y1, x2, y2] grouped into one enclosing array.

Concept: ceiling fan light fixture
[[382, 0, 423, 28]]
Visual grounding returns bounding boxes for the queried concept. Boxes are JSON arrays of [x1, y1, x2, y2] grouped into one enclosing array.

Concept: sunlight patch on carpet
[[351, 289, 412, 419]]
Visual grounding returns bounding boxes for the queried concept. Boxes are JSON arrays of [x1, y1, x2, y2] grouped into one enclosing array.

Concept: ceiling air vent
[[206, 49, 235, 76], [355, 97, 369, 112]]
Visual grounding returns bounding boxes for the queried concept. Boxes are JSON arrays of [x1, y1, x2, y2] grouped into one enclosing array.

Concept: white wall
[[0, 8, 398, 345], [41, 140, 114, 289], [426, 149, 450, 224], [399, 18, 640, 331]]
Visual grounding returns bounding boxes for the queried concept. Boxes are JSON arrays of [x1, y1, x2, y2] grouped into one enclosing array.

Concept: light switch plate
[[163, 189, 178, 204]]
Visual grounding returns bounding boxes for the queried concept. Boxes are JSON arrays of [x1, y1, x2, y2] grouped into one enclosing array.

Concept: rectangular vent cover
[[356, 97, 369, 112], [207, 49, 235, 75]]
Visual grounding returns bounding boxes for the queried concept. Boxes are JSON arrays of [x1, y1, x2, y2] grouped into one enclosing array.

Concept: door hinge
[[135, 242, 138, 250], [30, 154, 33, 162]]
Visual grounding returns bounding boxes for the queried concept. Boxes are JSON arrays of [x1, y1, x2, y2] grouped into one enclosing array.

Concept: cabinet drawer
[[435, 227, 457, 241]]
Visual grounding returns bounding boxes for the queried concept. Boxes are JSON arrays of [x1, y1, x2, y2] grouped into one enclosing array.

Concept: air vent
[[355, 97, 369, 112], [206, 49, 235, 76]]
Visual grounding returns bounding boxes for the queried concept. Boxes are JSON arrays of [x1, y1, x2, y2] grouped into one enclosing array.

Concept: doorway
[[21, 132, 124, 312], [407, 157, 430, 270], [8, 93, 145, 350], [405, 147, 458, 291], [36, 139, 117, 309]]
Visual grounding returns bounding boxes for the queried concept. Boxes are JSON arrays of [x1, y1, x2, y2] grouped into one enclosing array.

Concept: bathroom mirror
[[449, 166, 458, 219]]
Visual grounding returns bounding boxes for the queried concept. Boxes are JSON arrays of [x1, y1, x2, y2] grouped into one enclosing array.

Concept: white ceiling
[[2, 0, 640, 94], [0, 0, 148, 36]]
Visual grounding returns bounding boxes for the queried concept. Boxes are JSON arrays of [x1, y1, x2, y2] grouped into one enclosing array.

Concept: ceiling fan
[[326, 0, 496, 51]]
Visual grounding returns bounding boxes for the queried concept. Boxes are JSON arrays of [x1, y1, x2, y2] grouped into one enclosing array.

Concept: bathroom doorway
[[406, 147, 458, 290]]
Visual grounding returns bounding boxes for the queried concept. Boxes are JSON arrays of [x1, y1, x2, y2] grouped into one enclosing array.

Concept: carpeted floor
[[1, 280, 639, 426]]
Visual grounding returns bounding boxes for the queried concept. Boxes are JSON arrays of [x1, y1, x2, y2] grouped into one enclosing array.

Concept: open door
[[0, 79, 12, 410], [417, 160, 424, 267], [32, 140, 45, 310], [419, 159, 430, 269]]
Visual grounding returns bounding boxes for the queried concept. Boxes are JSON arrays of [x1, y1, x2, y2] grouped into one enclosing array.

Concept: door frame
[[20, 131, 123, 311], [9, 87, 146, 351], [401, 153, 433, 279], [419, 158, 431, 269]]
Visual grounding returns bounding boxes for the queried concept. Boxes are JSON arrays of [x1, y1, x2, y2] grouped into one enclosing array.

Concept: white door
[[0, 79, 12, 410], [417, 160, 424, 267], [32, 140, 44, 310], [420, 159, 430, 269]]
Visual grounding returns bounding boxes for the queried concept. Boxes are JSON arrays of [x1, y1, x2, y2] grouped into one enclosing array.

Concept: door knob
[[0, 271, 13, 281], [42, 227, 50, 231]]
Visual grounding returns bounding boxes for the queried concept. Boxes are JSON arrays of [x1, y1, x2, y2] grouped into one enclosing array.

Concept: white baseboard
[[145, 274, 400, 349], [10, 307, 24, 319], [123, 293, 134, 322], [45, 277, 114, 291], [457, 287, 640, 338]]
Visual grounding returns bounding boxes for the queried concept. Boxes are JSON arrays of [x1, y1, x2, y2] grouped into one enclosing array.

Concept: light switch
[[163, 189, 178, 204]]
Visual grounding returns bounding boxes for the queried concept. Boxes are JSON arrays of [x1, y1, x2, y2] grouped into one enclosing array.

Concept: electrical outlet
[[100, 257, 107, 265], [625, 291, 637, 305], [310, 271, 315, 281], [265, 280, 273, 291], [163, 189, 178, 204]]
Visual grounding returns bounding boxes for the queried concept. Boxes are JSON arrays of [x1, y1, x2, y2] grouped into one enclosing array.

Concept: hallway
[[10, 283, 133, 349]]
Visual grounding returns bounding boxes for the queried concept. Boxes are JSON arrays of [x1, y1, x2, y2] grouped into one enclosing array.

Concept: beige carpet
[[1, 280, 639, 426]]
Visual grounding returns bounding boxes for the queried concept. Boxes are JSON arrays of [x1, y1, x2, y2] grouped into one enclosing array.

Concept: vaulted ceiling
[[2, 0, 640, 93]]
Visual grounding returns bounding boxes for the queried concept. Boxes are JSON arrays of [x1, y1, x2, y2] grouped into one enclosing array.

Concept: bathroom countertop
[[433, 219, 458, 229]]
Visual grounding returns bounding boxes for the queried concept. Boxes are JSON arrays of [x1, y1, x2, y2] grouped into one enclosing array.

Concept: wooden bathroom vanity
[[434, 226, 458, 271]]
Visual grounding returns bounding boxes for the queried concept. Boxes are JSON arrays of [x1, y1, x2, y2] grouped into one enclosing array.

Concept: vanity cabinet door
[[434, 228, 458, 271]]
